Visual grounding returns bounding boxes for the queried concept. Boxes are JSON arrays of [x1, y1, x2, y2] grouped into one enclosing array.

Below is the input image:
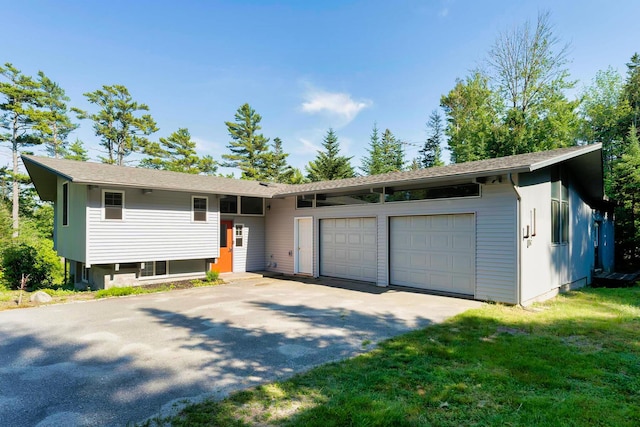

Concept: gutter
[[508, 172, 523, 306]]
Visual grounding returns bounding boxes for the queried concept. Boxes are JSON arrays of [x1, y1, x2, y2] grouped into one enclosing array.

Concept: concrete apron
[[0, 275, 481, 427]]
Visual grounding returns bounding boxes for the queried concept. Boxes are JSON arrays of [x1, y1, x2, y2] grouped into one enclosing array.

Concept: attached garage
[[390, 214, 476, 295], [320, 217, 377, 282]]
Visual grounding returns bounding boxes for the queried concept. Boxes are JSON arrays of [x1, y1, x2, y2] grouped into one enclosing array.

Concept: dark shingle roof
[[22, 143, 602, 202]]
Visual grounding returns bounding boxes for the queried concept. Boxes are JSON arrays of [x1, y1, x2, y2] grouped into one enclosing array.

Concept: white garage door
[[390, 214, 475, 295], [321, 217, 377, 282]]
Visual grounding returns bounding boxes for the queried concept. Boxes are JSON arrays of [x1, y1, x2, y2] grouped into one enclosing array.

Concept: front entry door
[[295, 217, 313, 275], [213, 220, 233, 273]]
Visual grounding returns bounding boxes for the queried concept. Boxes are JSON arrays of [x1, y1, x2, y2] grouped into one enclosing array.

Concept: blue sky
[[3, 0, 640, 175]]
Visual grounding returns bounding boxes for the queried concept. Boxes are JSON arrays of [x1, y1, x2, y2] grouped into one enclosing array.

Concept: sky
[[2, 0, 640, 175]]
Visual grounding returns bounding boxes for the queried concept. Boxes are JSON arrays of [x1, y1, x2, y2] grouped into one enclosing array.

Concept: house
[[22, 143, 614, 305]]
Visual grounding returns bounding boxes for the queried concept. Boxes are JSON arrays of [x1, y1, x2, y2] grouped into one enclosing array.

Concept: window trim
[[102, 189, 125, 221], [62, 181, 69, 227], [192, 196, 208, 222], [140, 261, 169, 278], [551, 172, 569, 245], [234, 223, 244, 247], [80, 262, 89, 283], [219, 195, 265, 216]]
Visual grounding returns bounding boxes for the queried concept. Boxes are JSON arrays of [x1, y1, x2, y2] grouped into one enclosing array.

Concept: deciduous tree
[[74, 85, 158, 165]]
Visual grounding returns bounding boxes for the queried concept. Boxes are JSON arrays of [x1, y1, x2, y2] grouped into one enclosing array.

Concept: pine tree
[[140, 128, 217, 175], [377, 129, 405, 174], [222, 103, 271, 180], [360, 123, 382, 175], [306, 128, 355, 181], [34, 72, 77, 158], [264, 137, 291, 182], [419, 110, 445, 168], [62, 139, 89, 161], [74, 85, 158, 165], [0, 63, 43, 237]]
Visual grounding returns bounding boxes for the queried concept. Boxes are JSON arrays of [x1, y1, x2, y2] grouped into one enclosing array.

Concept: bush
[[205, 270, 220, 282], [1, 242, 62, 290]]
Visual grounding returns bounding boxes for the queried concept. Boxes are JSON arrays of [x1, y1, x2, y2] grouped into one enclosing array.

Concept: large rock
[[30, 291, 53, 303]]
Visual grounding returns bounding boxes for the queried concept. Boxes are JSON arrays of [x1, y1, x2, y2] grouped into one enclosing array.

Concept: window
[[104, 191, 124, 220], [240, 196, 263, 214], [385, 183, 480, 202], [297, 194, 314, 208], [220, 195, 238, 213], [193, 196, 207, 222], [140, 261, 168, 277], [220, 222, 228, 248], [551, 169, 569, 244], [316, 191, 380, 207], [79, 262, 89, 283], [235, 224, 244, 247], [62, 182, 69, 226]]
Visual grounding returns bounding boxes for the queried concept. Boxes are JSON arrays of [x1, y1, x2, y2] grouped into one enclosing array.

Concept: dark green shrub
[[1, 242, 62, 290]]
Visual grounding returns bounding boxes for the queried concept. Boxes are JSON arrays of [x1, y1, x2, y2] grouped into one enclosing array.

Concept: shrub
[[205, 270, 220, 282], [1, 242, 62, 290]]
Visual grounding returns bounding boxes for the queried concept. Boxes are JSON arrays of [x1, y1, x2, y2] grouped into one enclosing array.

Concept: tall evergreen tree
[[34, 72, 77, 158], [306, 128, 355, 181], [419, 110, 445, 168], [361, 124, 404, 175], [622, 53, 640, 129], [140, 128, 217, 175], [62, 139, 90, 161], [264, 137, 292, 182], [360, 123, 382, 175], [222, 103, 271, 180], [74, 85, 158, 165], [0, 63, 43, 237]]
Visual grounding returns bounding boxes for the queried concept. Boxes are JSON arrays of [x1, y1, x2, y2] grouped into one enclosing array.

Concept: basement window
[[140, 261, 168, 277]]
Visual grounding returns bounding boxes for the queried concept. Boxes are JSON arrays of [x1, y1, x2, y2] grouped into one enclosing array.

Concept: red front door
[[212, 220, 233, 273]]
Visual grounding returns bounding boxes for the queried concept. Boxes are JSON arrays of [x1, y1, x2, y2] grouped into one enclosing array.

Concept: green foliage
[[62, 138, 90, 161], [205, 270, 219, 283], [418, 110, 445, 168], [306, 128, 355, 181], [74, 84, 158, 165], [0, 63, 44, 237], [34, 71, 78, 158], [1, 241, 62, 289], [222, 103, 272, 180], [263, 137, 299, 183], [623, 53, 640, 129], [140, 128, 217, 174], [95, 286, 143, 298], [361, 124, 405, 175]]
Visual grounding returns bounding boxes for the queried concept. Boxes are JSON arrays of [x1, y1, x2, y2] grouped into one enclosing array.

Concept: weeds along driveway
[[0, 276, 481, 427]]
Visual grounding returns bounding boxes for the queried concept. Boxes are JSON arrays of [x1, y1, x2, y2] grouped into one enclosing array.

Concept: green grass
[[156, 286, 640, 427], [95, 284, 174, 298]]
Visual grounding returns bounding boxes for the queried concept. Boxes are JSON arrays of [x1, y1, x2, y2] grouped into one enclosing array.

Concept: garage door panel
[[321, 217, 377, 283], [391, 214, 475, 296]]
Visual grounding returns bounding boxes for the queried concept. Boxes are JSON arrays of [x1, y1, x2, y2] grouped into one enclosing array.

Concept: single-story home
[[22, 143, 614, 305]]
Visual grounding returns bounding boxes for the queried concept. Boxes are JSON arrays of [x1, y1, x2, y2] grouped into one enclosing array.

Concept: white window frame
[[234, 223, 244, 247], [62, 181, 69, 227], [192, 196, 208, 222], [102, 189, 125, 221], [80, 262, 89, 283]]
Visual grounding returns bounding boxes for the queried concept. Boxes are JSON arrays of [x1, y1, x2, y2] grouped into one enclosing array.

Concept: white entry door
[[295, 217, 313, 275], [390, 214, 475, 295]]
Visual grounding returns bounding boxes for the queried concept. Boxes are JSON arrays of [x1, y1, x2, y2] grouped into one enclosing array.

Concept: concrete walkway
[[0, 275, 481, 426]]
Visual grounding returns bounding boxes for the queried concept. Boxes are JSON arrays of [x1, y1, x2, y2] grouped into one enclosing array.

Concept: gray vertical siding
[[86, 187, 219, 265], [264, 182, 518, 303], [56, 178, 86, 262]]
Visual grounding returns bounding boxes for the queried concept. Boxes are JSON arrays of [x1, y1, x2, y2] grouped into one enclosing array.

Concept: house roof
[[22, 143, 604, 203], [21, 155, 290, 202], [276, 144, 604, 198]]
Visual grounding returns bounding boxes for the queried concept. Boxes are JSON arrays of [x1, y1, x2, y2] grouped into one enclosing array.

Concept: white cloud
[[192, 136, 223, 156], [297, 138, 321, 154], [301, 87, 372, 124]]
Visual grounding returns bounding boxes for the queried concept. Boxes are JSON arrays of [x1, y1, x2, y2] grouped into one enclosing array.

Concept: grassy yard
[[155, 285, 640, 427]]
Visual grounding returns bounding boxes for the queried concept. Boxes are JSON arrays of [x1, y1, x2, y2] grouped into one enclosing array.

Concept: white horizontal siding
[[87, 187, 218, 265], [264, 182, 518, 303]]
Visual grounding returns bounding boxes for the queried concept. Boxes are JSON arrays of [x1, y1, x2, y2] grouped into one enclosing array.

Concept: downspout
[[508, 173, 523, 306]]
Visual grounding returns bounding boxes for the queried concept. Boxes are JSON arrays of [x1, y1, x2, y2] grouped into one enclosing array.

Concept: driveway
[[0, 275, 481, 426]]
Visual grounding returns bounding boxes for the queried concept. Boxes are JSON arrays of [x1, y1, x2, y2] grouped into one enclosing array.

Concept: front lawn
[[156, 285, 640, 427]]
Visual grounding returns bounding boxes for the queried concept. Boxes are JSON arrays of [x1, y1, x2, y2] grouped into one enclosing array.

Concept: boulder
[[30, 291, 53, 303]]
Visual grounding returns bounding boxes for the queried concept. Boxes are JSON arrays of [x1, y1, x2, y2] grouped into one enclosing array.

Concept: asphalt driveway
[[0, 275, 481, 426]]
